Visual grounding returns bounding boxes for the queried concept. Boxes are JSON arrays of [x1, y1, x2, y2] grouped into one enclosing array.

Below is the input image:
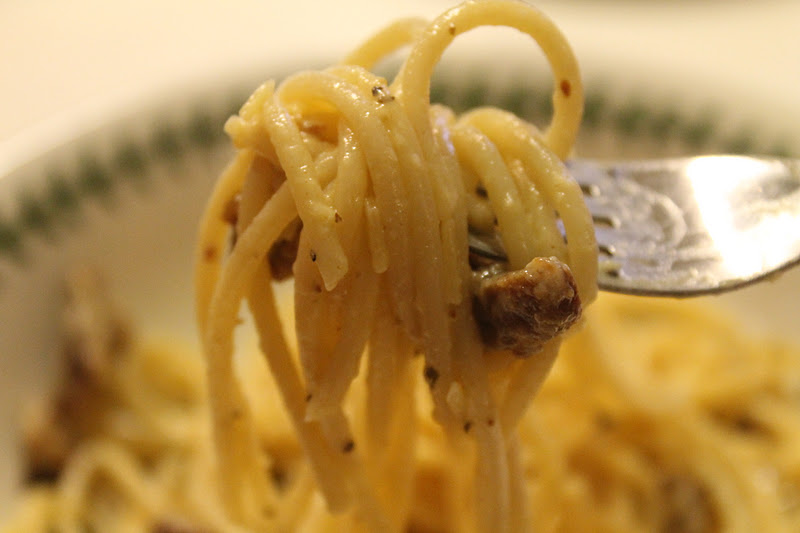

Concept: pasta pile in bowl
[[2, 1, 800, 532]]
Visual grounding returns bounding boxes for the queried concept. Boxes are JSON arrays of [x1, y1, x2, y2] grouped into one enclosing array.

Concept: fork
[[470, 155, 800, 297]]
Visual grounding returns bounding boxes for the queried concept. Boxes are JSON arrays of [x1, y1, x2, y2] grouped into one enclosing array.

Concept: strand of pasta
[[499, 340, 562, 432], [55, 440, 160, 532], [341, 18, 428, 69], [394, 0, 582, 161], [363, 294, 418, 525], [246, 263, 355, 513], [202, 181, 297, 524], [429, 103, 471, 303], [194, 148, 255, 333], [447, 301, 514, 533]]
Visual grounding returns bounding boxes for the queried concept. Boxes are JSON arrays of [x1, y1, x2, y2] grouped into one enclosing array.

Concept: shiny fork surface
[[568, 155, 800, 297]]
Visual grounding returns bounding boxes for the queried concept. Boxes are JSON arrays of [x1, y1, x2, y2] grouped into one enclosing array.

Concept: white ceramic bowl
[[2, 34, 800, 521]]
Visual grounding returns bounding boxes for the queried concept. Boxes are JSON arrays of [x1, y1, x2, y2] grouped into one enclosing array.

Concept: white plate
[[1, 50, 800, 520]]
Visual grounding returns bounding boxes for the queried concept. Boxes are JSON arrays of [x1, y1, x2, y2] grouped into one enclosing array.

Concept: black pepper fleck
[[423, 365, 440, 388], [371, 85, 395, 104]]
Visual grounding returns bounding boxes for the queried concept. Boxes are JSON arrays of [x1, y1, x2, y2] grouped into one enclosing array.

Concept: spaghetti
[[7, 289, 800, 532], [9, 1, 799, 532], [194, 0, 594, 531]]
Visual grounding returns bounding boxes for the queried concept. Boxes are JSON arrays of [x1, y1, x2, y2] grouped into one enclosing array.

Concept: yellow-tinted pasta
[[193, 1, 594, 531], [7, 293, 800, 532], [9, 2, 799, 533]]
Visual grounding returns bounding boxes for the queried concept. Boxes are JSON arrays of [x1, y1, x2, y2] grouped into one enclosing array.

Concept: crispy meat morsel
[[23, 268, 130, 483], [226, 207, 302, 281], [268, 217, 303, 280], [225, 155, 302, 280], [472, 256, 581, 356]]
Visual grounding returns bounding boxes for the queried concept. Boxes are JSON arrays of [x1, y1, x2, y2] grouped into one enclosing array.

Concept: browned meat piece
[[225, 199, 301, 281], [225, 156, 301, 280], [472, 256, 581, 356], [23, 268, 130, 483], [268, 217, 302, 280]]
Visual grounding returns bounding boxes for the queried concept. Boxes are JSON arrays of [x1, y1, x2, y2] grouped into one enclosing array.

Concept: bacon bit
[[473, 256, 581, 357], [24, 269, 131, 484], [334, 212, 342, 223], [560, 79, 571, 98], [268, 217, 302, 281]]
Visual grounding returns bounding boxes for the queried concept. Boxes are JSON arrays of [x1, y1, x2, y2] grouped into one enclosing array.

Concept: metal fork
[[470, 155, 800, 297]]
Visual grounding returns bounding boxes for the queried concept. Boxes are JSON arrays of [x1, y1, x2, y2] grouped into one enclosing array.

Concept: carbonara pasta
[[7, 283, 800, 532], [7, 1, 800, 532], [194, 0, 594, 531]]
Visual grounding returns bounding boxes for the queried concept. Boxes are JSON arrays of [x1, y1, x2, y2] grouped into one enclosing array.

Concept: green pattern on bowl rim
[[0, 73, 796, 286]]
